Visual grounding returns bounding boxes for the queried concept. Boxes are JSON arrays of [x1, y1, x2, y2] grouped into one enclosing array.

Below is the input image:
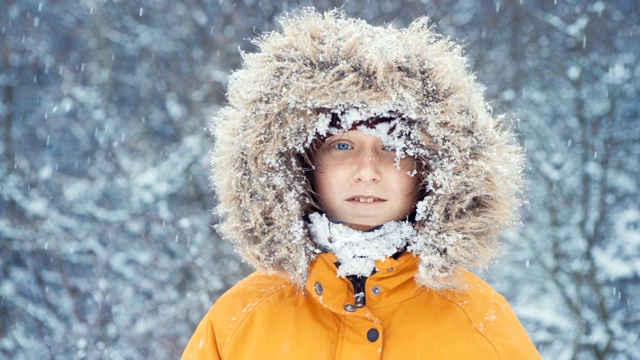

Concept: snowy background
[[1, 1, 638, 359]]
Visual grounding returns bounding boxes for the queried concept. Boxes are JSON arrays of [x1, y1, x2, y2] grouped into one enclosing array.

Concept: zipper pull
[[353, 281, 366, 307], [344, 275, 367, 312]]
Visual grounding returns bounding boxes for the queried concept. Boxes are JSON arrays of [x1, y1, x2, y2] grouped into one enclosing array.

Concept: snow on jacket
[[210, 9, 524, 290], [182, 252, 540, 359]]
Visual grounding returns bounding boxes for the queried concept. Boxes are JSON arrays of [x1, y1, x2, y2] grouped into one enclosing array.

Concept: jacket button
[[344, 304, 357, 312], [367, 328, 379, 342], [314, 282, 323, 295], [371, 286, 381, 296]]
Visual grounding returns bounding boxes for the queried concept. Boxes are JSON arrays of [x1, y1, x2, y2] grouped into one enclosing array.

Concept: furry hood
[[210, 9, 524, 289]]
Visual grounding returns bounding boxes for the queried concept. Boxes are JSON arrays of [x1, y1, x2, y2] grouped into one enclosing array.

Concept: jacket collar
[[304, 252, 424, 316]]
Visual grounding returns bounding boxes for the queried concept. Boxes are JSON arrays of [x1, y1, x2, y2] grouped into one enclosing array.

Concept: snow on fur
[[210, 8, 525, 289]]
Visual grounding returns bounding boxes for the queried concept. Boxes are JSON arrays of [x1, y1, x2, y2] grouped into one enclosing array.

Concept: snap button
[[314, 282, 323, 295], [372, 286, 381, 296], [387, 267, 394, 272], [367, 328, 379, 342], [344, 304, 357, 312]]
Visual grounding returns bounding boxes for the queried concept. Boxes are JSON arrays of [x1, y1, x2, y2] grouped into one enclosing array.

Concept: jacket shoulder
[[438, 270, 541, 359], [213, 271, 296, 320], [182, 271, 295, 359], [209, 272, 296, 353]]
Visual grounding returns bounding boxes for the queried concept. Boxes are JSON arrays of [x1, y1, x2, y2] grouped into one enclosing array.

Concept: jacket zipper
[[345, 275, 367, 311]]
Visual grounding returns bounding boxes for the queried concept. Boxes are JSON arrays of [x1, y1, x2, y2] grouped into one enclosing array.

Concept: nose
[[353, 149, 381, 183]]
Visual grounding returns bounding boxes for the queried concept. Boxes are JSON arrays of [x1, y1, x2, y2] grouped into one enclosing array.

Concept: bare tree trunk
[[0, 28, 14, 343], [1, 33, 14, 177]]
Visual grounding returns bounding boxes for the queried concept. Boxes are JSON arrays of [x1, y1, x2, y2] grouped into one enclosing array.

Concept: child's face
[[312, 130, 421, 226]]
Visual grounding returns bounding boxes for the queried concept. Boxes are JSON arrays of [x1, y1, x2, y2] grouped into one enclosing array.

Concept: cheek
[[312, 170, 335, 200], [398, 159, 420, 192], [397, 171, 421, 198], [398, 157, 417, 171]]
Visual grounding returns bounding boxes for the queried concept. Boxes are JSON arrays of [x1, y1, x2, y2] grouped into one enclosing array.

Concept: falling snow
[[1, 1, 638, 360]]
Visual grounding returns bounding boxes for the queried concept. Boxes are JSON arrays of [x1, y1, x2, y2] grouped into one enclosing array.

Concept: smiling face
[[311, 130, 421, 226]]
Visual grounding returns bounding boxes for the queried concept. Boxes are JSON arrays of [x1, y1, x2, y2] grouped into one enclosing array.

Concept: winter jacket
[[182, 251, 541, 359]]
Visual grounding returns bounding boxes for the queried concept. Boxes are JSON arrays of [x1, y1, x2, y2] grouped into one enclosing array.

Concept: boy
[[183, 9, 541, 359]]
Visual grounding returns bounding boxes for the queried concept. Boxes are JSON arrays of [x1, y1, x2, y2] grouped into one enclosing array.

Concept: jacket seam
[[219, 282, 290, 357], [335, 313, 347, 359], [368, 286, 427, 311], [438, 293, 502, 360]]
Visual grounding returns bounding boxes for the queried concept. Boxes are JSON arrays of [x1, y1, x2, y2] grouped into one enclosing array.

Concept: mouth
[[349, 196, 386, 203]]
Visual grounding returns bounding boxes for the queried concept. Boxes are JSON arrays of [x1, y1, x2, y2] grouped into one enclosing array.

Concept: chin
[[349, 218, 387, 226]]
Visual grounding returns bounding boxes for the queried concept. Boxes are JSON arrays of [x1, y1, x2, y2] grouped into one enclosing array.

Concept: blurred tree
[[461, 1, 640, 359], [0, 0, 250, 358], [1, 0, 638, 359]]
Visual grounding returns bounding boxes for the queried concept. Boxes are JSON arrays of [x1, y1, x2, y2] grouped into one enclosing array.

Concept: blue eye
[[335, 143, 352, 150]]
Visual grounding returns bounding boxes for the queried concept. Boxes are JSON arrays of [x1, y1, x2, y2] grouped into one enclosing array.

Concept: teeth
[[355, 197, 378, 203]]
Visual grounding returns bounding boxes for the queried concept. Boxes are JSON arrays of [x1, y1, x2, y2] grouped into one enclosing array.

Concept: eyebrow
[[325, 131, 352, 142]]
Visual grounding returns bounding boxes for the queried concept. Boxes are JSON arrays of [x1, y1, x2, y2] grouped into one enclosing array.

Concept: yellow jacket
[[182, 252, 541, 359]]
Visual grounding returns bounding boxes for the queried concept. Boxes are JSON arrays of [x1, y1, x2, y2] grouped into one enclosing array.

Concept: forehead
[[325, 129, 380, 141], [307, 113, 419, 162], [321, 119, 406, 143], [322, 112, 401, 134]]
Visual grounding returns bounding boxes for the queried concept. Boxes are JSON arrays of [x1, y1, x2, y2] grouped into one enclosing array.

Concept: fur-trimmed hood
[[210, 9, 524, 289]]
